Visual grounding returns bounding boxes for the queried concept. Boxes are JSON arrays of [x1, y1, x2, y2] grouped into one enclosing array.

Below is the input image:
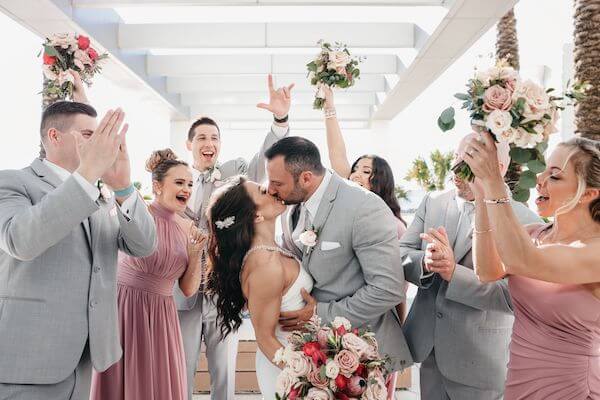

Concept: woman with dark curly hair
[[206, 176, 313, 399]]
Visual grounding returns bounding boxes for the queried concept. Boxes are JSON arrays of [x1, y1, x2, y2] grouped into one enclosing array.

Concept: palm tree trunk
[[496, 8, 522, 192], [574, 0, 600, 140], [496, 9, 520, 70]]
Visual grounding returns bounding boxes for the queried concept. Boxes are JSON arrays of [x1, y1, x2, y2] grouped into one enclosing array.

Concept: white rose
[[57, 70, 75, 86], [275, 369, 299, 397], [513, 80, 550, 122], [497, 127, 518, 145], [50, 33, 77, 49], [325, 360, 340, 379], [485, 110, 513, 136], [42, 65, 57, 81], [299, 230, 318, 247], [306, 387, 334, 400], [361, 378, 387, 400], [327, 50, 350, 71], [332, 317, 352, 331], [286, 351, 312, 377], [513, 128, 543, 149]]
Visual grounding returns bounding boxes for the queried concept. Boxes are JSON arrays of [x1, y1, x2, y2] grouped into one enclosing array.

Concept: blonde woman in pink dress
[[423, 133, 600, 399], [91, 149, 206, 400]]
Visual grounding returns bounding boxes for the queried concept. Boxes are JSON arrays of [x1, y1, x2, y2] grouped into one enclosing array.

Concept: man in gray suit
[[400, 134, 541, 399], [0, 102, 157, 400], [265, 136, 413, 373], [175, 74, 293, 400]]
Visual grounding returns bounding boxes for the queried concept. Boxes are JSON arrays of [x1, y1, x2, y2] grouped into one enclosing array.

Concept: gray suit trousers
[[179, 296, 238, 400], [421, 351, 503, 400], [0, 345, 91, 400]]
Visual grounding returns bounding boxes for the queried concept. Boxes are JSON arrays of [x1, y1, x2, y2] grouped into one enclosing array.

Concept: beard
[[280, 184, 308, 205]]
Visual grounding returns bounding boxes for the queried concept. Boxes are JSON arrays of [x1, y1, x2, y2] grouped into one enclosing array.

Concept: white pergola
[[1, 0, 517, 131]]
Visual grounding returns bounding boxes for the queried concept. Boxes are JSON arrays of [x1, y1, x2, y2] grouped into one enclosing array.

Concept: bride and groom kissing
[[205, 136, 413, 398]]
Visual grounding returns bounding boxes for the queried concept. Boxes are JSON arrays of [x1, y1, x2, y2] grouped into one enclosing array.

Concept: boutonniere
[[299, 226, 319, 256], [202, 167, 222, 184]]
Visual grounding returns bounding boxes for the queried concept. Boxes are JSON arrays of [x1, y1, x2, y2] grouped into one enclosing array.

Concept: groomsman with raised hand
[[175, 74, 293, 400], [0, 102, 157, 400], [400, 133, 540, 400]]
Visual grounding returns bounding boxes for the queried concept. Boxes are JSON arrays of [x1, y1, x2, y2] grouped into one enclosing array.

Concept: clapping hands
[[421, 227, 456, 282]]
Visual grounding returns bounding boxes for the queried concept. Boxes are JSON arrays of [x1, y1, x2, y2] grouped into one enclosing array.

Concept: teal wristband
[[113, 184, 135, 198]]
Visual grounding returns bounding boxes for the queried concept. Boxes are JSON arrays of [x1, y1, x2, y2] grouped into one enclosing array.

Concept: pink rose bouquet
[[275, 316, 388, 400], [438, 59, 588, 201], [40, 33, 108, 106], [306, 41, 363, 109]]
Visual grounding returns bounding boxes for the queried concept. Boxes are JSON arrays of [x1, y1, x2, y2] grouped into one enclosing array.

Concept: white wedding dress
[[242, 245, 314, 400]]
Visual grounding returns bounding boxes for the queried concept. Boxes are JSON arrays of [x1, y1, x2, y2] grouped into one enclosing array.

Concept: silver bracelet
[[483, 197, 511, 205], [324, 108, 337, 119]]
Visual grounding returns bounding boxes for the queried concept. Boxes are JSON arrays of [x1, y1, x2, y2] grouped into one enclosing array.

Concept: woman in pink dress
[[320, 85, 407, 398], [91, 149, 206, 400], [423, 133, 600, 399]]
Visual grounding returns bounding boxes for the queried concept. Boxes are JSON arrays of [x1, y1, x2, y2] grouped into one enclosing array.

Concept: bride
[[206, 176, 313, 398]]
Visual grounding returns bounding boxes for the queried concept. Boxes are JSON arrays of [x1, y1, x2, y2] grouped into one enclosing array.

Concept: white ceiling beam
[[181, 91, 376, 106], [147, 54, 399, 76], [74, 0, 443, 7], [168, 74, 387, 93], [191, 104, 371, 121], [372, 0, 519, 120], [119, 23, 414, 49]]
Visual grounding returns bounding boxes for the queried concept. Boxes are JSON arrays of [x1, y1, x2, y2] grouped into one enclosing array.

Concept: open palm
[[257, 74, 295, 118]]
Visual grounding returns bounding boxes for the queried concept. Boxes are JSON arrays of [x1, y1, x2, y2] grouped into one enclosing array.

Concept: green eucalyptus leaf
[[510, 147, 533, 164], [440, 107, 455, 124], [518, 170, 537, 189], [527, 159, 546, 174]]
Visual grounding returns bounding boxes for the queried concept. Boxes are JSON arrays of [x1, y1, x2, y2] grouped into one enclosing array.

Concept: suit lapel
[[281, 206, 303, 259], [302, 174, 341, 271], [30, 159, 93, 246], [454, 207, 474, 263], [198, 181, 214, 228]]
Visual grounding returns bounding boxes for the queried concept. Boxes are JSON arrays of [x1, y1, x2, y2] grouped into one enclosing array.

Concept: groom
[[175, 74, 294, 400], [265, 136, 413, 372]]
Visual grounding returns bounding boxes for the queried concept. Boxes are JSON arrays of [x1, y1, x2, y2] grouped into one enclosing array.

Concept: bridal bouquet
[[274, 316, 389, 400], [437, 59, 588, 201], [307, 41, 363, 109], [41, 33, 108, 105]]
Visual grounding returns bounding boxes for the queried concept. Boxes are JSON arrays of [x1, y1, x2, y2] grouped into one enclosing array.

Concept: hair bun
[[145, 148, 179, 173]]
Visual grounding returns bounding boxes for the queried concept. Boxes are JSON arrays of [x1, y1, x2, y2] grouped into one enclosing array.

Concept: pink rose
[[341, 332, 370, 357], [334, 350, 359, 375], [327, 50, 350, 71], [317, 327, 333, 348], [483, 85, 512, 112], [308, 369, 329, 390], [362, 377, 387, 400], [275, 369, 299, 396], [306, 387, 334, 400], [287, 351, 312, 377]]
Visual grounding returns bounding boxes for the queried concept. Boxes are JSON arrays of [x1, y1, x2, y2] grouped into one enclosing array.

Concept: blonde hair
[[554, 137, 600, 223]]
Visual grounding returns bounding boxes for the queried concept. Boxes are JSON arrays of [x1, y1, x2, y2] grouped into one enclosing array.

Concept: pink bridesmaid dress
[[505, 224, 600, 399], [91, 202, 189, 400]]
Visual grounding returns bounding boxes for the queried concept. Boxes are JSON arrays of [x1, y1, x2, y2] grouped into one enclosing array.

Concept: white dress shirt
[[291, 169, 333, 250]]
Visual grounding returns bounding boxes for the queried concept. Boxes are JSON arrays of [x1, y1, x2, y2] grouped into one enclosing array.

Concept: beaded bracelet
[[483, 197, 510, 205], [473, 228, 493, 234], [324, 108, 337, 119]]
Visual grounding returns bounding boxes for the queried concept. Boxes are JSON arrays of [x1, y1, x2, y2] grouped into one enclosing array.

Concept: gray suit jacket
[[175, 126, 289, 311], [0, 159, 156, 384], [400, 189, 541, 391], [281, 174, 413, 371]]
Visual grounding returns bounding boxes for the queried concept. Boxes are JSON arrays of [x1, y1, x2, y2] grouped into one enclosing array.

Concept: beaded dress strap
[[241, 245, 298, 269]]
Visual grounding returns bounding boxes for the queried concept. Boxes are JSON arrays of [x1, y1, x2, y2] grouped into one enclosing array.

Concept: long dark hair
[[351, 155, 406, 227], [206, 176, 256, 338]]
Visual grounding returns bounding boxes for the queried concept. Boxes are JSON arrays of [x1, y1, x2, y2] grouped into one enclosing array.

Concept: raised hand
[[323, 85, 335, 109], [421, 227, 456, 281], [187, 225, 208, 256], [101, 122, 131, 192], [76, 109, 128, 186], [68, 69, 89, 104], [256, 74, 295, 119]]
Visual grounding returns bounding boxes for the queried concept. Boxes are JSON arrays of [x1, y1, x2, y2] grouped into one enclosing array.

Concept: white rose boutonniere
[[299, 228, 319, 255]]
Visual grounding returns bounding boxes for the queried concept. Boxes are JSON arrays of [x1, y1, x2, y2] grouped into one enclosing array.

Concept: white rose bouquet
[[275, 316, 389, 400], [438, 59, 588, 201], [307, 41, 363, 110], [40, 33, 108, 107]]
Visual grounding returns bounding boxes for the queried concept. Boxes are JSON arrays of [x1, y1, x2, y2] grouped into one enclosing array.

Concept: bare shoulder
[[244, 250, 285, 281], [525, 223, 546, 237]]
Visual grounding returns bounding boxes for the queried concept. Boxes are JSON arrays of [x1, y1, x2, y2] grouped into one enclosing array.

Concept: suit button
[[400, 360, 406, 365], [93, 266, 101, 273], [436, 312, 443, 319], [90, 300, 98, 308]]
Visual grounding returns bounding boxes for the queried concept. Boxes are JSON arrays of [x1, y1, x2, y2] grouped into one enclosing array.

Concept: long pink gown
[[90, 202, 188, 400], [505, 224, 600, 399]]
